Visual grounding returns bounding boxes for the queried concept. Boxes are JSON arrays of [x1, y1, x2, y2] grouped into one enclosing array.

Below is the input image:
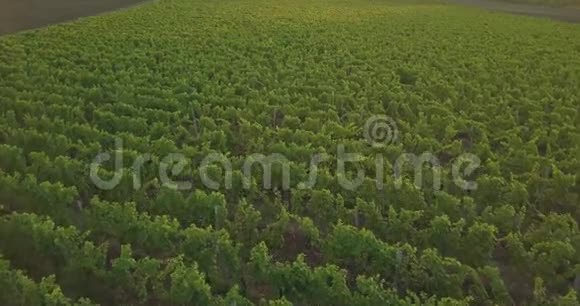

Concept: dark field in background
[[0, 0, 146, 35], [451, 0, 580, 22], [1, 0, 579, 37]]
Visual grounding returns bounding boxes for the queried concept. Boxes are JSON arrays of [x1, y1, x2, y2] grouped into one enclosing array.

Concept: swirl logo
[[364, 115, 398, 148]]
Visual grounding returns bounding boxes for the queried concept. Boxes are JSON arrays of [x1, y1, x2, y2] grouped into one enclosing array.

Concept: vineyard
[[0, 0, 580, 305]]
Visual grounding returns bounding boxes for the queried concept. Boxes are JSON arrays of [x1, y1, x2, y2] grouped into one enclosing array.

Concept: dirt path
[[0, 0, 147, 36], [449, 0, 580, 23]]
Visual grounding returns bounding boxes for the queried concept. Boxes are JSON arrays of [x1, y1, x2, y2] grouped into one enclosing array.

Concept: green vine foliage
[[0, 0, 579, 304]]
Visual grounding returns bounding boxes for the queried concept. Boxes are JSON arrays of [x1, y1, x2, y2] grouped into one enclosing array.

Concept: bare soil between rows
[[449, 0, 580, 23], [0, 0, 147, 36]]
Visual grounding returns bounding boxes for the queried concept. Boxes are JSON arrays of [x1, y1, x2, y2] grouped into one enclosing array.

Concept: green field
[[0, 0, 579, 305]]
